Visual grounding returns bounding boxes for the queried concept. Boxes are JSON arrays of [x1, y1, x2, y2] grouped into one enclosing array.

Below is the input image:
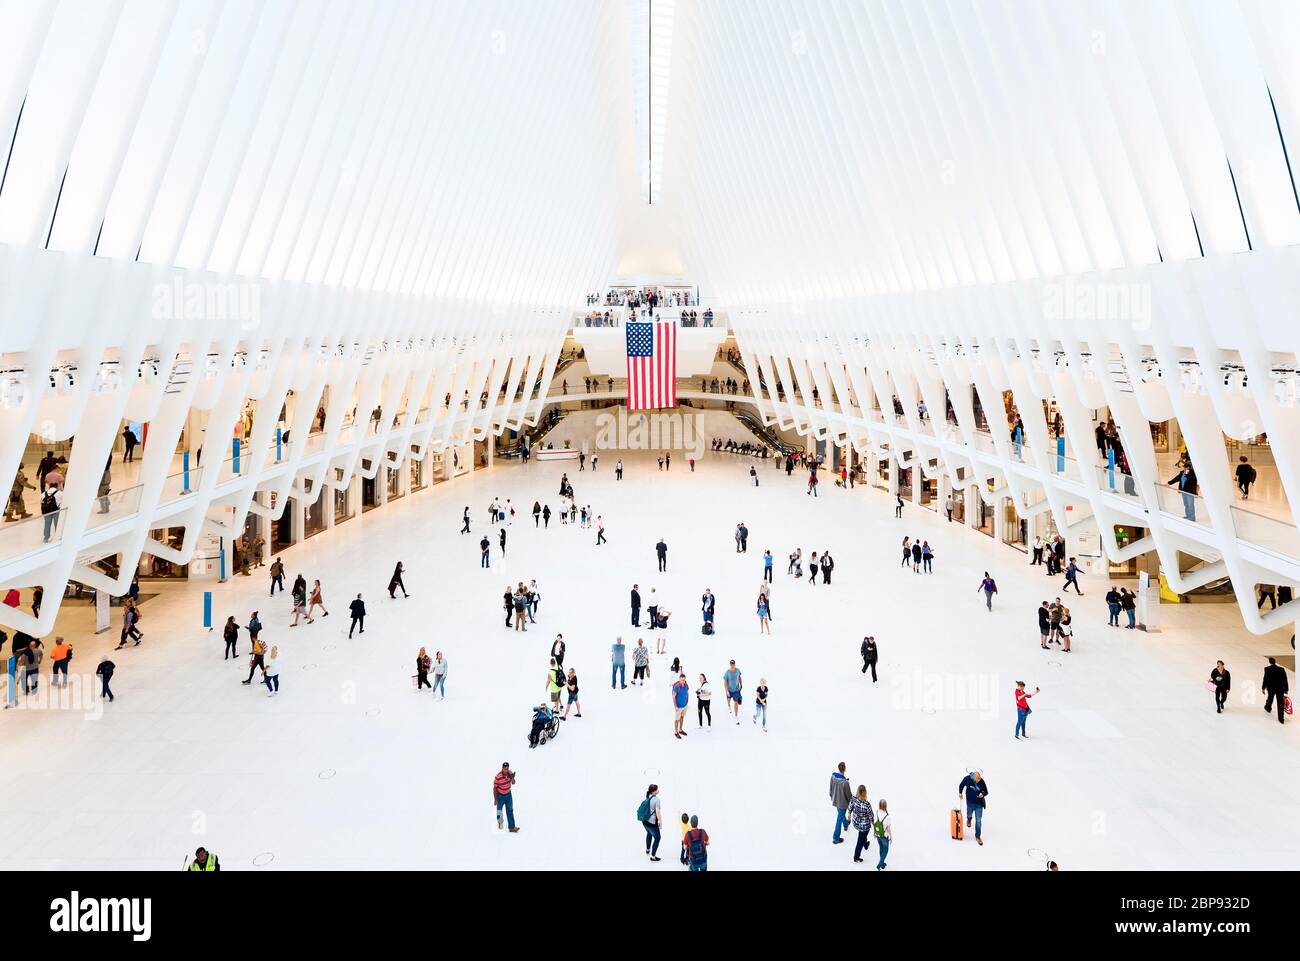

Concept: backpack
[[702, 621, 713, 636], [636, 797, 652, 822], [41, 490, 57, 514], [686, 829, 707, 865], [873, 815, 886, 839]]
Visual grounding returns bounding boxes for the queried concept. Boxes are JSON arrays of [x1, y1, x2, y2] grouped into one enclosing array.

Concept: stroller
[[529, 706, 560, 748]]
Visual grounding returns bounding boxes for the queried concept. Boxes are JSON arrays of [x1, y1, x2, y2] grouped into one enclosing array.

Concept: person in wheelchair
[[528, 703, 556, 749]]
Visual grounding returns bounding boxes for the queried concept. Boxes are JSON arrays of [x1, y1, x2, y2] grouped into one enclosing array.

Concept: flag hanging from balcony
[[625, 319, 676, 411]]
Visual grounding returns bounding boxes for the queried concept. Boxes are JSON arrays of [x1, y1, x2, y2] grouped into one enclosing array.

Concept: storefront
[[873, 454, 891, 491], [975, 488, 995, 536], [386, 465, 403, 501], [303, 479, 326, 538], [950, 488, 966, 525], [898, 462, 912, 500], [362, 462, 379, 512], [271, 492, 293, 553], [409, 452, 426, 492], [473, 437, 490, 470], [1108, 525, 1148, 577], [139, 527, 188, 578], [1001, 497, 1027, 552], [333, 469, 352, 524], [919, 474, 937, 509]]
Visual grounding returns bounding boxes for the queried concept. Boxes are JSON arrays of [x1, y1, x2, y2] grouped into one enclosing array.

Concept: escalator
[[731, 409, 796, 457]]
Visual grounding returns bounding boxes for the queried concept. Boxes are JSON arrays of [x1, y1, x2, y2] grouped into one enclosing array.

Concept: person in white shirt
[[263, 645, 281, 696], [41, 486, 63, 542], [875, 800, 892, 870]]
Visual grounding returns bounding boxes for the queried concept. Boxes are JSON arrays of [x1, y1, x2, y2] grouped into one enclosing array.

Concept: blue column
[[5, 656, 14, 708], [203, 591, 212, 629], [182, 450, 190, 493], [1056, 435, 1065, 473], [275, 427, 282, 463], [1107, 447, 1116, 490], [219, 540, 226, 582], [232, 437, 241, 475], [1014, 426, 1022, 461]]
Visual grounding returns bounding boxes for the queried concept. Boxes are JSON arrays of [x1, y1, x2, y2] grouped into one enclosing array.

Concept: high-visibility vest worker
[[188, 847, 220, 871]]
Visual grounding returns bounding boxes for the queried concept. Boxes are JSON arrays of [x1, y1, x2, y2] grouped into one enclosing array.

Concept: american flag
[[625, 320, 676, 411]]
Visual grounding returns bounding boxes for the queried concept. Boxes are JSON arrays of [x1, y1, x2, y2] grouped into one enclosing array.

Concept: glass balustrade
[[86, 483, 145, 530], [0, 508, 67, 562], [1229, 506, 1300, 562], [161, 465, 203, 501]]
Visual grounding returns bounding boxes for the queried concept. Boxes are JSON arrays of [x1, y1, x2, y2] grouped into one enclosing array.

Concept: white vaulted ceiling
[[0, 0, 641, 307], [4, 1, 1300, 309], [659, 0, 1300, 305]]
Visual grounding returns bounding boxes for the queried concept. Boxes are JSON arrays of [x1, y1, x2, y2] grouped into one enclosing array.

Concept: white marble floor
[[0, 413, 1295, 871]]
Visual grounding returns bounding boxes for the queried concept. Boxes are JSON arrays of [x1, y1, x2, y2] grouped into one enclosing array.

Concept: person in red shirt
[[1014, 681, 1039, 739]]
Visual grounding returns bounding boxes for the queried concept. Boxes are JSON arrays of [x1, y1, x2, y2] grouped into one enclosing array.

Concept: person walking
[[894, 493, 902, 517], [542, 504, 551, 528], [290, 578, 310, 626], [269, 557, 284, 596], [848, 786, 875, 863], [944, 496, 953, 522], [672, 672, 690, 739], [1262, 657, 1289, 724], [861, 636, 878, 682], [821, 551, 835, 585], [96, 655, 116, 701], [630, 584, 641, 627], [532, 501, 541, 527], [499, 526, 507, 557], [493, 763, 520, 832], [116, 598, 143, 648], [263, 645, 281, 696], [757, 591, 770, 634], [701, 588, 716, 631], [874, 800, 892, 870], [696, 674, 712, 729], [611, 636, 627, 689], [1031, 535, 1044, 566], [430, 651, 447, 699], [683, 817, 709, 872], [762, 549, 773, 583], [723, 660, 743, 723], [1063, 558, 1083, 595], [958, 771, 989, 846], [647, 588, 661, 640], [900, 537, 911, 568], [632, 638, 650, 685], [461, 507, 471, 534], [1210, 660, 1230, 714], [242, 636, 266, 685], [977, 572, 998, 611], [550, 634, 566, 670], [808, 551, 820, 585], [616, 460, 623, 480], [49, 637, 72, 689], [307, 580, 329, 620], [752, 677, 768, 731], [222, 616, 240, 660], [562, 667, 581, 719], [122, 425, 139, 463], [1014, 681, 1039, 739], [596, 516, 607, 546], [388, 562, 408, 599], [655, 537, 668, 572], [1235, 455, 1256, 499], [348, 593, 366, 637], [638, 784, 663, 860], [830, 761, 852, 844], [416, 647, 432, 691]]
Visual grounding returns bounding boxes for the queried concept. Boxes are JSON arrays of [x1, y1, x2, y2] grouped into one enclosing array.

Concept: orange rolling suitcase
[[950, 808, 964, 840]]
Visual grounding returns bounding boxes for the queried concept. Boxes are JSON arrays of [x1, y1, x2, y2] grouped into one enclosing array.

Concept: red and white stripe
[[627, 321, 676, 411]]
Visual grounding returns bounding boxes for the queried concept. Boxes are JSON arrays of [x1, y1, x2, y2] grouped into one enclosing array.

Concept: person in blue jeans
[[829, 761, 852, 843], [1105, 587, 1121, 627], [874, 801, 891, 870], [1167, 466, 1198, 522], [683, 817, 709, 871], [493, 763, 519, 832], [958, 771, 989, 846], [610, 637, 626, 689]]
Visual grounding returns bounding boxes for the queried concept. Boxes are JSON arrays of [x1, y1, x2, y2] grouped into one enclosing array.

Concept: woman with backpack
[[638, 784, 663, 861], [874, 800, 892, 870]]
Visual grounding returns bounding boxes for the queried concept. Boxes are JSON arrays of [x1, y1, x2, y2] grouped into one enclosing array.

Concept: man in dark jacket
[[1211, 661, 1231, 714], [630, 585, 641, 627], [96, 656, 115, 701], [348, 593, 366, 637], [958, 771, 990, 846], [1262, 657, 1290, 724], [1168, 466, 1199, 521], [829, 761, 852, 844], [655, 538, 668, 572]]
